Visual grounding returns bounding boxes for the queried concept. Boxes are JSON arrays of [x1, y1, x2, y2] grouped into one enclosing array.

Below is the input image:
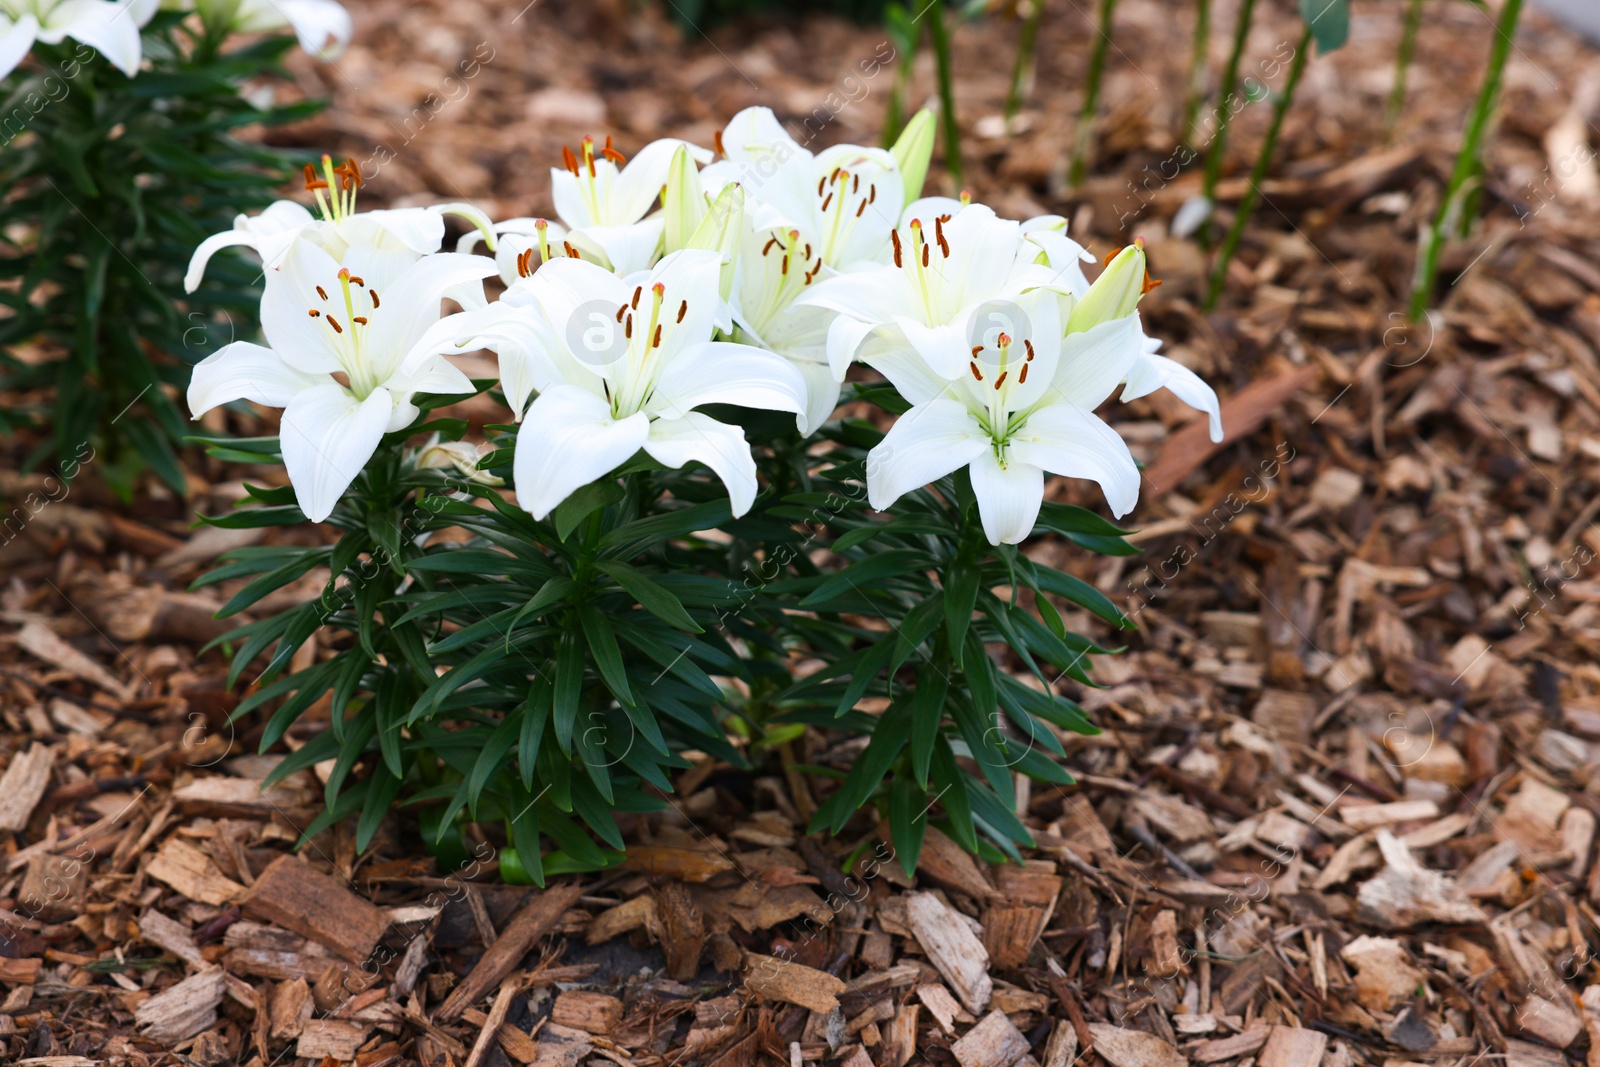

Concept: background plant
[[0, 12, 318, 495]]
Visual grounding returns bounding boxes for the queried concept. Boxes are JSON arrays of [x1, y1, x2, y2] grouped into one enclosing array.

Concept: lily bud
[[687, 182, 744, 303], [417, 438, 504, 486], [661, 145, 707, 254], [1067, 240, 1150, 334], [891, 109, 936, 204]]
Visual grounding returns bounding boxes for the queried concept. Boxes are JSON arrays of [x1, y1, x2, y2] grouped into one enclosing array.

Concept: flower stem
[[1181, 0, 1212, 148], [1004, 0, 1046, 128], [1199, 0, 1258, 246], [926, 3, 963, 187], [1407, 0, 1524, 320], [1205, 27, 1311, 310], [1069, 0, 1119, 188], [1386, 0, 1425, 134]]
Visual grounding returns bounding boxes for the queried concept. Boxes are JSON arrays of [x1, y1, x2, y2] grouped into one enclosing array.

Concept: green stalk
[[1181, 0, 1212, 147], [926, 2, 963, 187], [1199, 0, 1258, 245], [1004, 0, 1046, 128], [882, 2, 920, 145], [1069, 0, 1119, 187], [1408, 0, 1524, 319], [1386, 0, 1425, 133], [1205, 27, 1311, 310]]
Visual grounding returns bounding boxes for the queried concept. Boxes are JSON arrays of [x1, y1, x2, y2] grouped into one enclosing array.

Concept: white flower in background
[[802, 204, 1067, 382], [186, 0, 350, 58], [185, 156, 495, 295], [435, 249, 806, 519], [416, 435, 503, 486], [187, 241, 496, 521], [0, 0, 159, 81], [701, 106, 906, 271], [551, 135, 711, 275]]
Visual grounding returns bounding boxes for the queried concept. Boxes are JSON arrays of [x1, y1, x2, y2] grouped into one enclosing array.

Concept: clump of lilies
[[189, 107, 1222, 541]]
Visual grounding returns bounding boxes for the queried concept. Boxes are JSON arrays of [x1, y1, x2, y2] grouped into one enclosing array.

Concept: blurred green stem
[[926, 2, 962, 187], [1004, 0, 1046, 127], [1205, 26, 1310, 309], [1386, 0, 1424, 133], [1408, 0, 1523, 319], [1069, 0, 1118, 187], [1199, 0, 1257, 245], [1181, 0, 1211, 146]]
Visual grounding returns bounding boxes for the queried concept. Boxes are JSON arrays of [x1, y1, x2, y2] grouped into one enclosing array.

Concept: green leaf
[[553, 478, 624, 541], [597, 560, 702, 632], [824, 701, 912, 833], [889, 775, 928, 877], [910, 665, 948, 789], [579, 605, 633, 707], [1299, 0, 1349, 53], [944, 557, 981, 666]]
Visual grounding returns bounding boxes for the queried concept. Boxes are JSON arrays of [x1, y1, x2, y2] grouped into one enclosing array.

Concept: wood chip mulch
[[5, 0, 1600, 1065]]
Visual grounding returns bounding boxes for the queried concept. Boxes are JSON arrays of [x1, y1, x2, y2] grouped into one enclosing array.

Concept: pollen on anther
[[615, 304, 626, 323], [891, 230, 903, 267], [625, 315, 633, 339], [868, 185, 877, 204], [563, 241, 580, 260], [969, 362, 983, 381], [652, 324, 662, 348], [348, 275, 364, 287], [561, 145, 579, 175], [921, 244, 930, 268], [994, 371, 1007, 390], [601, 135, 627, 166], [631, 287, 642, 310], [1024, 339, 1034, 360], [820, 193, 834, 213], [316, 285, 328, 300], [713, 130, 725, 158], [308, 309, 320, 317], [971, 345, 983, 356], [856, 200, 867, 218], [762, 236, 780, 256], [327, 316, 344, 334], [816, 176, 826, 197], [353, 316, 368, 325], [369, 290, 380, 308], [1019, 364, 1029, 384], [676, 300, 687, 323]]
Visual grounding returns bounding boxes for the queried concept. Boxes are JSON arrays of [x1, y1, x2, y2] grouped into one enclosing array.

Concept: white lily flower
[[0, 0, 156, 81], [551, 135, 711, 275], [901, 194, 1095, 296], [435, 249, 807, 520], [184, 155, 495, 294], [726, 224, 838, 435], [701, 106, 905, 271], [867, 290, 1145, 545], [187, 241, 495, 522], [801, 204, 1066, 382], [186, 0, 350, 58], [457, 216, 568, 288]]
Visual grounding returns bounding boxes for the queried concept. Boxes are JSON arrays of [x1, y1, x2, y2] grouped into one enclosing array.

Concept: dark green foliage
[[0, 16, 316, 495], [196, 378, 1132, 882]]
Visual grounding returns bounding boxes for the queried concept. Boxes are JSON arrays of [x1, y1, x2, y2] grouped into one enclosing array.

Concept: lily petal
[[649, 341, 806, 420], [1122, 352, 1224, 443], [186, 341, 322, 417], [279, 383, 393, 522], [826, 315, 881, 381], [894, 316, 971, 380], [370, 252, 496, 382], [969, 451, 1046, 545], [866, 397, 988, 511], [1008, 403, 1141, 519], [513, 385, 650, 520], [643, 411, 760, 517], [40, 0, 140, 77], [792, 357, 842, 436], [0, 15, 39, 85], [1040, 313, 1141, 411]]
